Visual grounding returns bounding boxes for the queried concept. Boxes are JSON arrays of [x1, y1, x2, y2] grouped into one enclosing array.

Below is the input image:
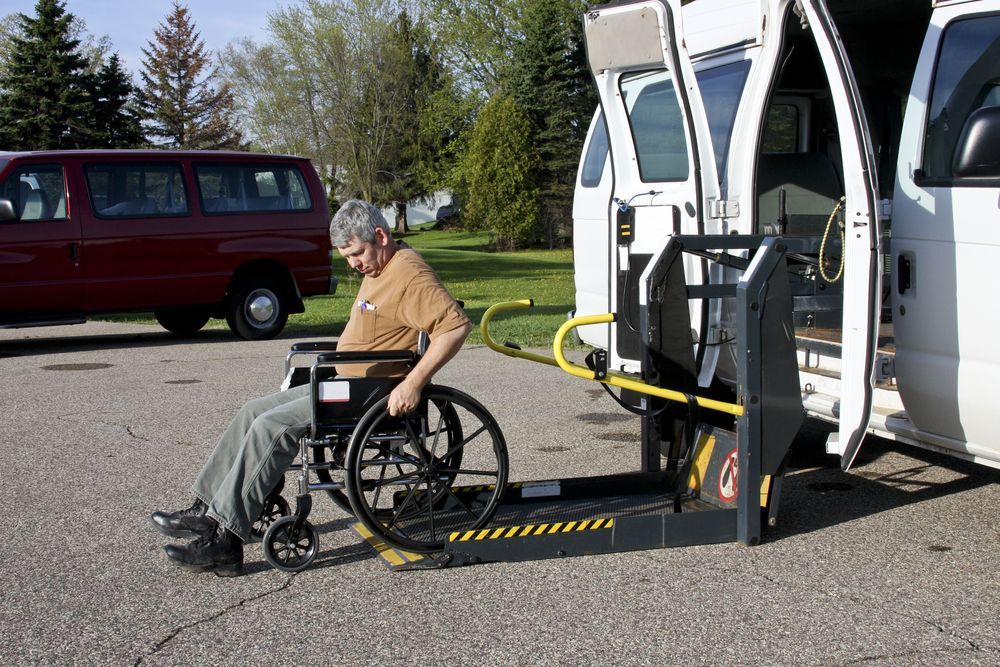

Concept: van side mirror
[[953, 105, 1000, 178], [0, 198, 17, 222]]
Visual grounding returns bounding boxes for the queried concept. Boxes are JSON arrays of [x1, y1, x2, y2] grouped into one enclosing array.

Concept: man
[[151, 199, 471, 576]]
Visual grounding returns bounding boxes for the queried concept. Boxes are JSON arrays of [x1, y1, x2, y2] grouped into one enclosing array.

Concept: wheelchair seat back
[[314, 376, 402, 428]]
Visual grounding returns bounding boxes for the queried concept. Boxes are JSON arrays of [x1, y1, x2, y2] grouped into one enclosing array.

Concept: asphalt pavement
[[0, 322, 997, 666]]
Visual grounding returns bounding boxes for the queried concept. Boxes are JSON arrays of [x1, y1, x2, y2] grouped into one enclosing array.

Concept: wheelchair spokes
[[262, 516, 319, 573], [345, 386, 509, 553]]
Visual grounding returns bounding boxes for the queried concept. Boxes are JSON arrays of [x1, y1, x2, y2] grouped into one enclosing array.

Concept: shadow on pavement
[[772, 422, 999, 542]]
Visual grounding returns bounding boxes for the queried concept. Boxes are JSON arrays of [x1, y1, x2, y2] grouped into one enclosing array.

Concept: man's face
[[337, 228, 390, 277]]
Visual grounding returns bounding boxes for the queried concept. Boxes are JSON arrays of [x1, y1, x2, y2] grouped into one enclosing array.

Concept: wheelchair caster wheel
[[262, 516, 319, 572], [251, 494, 290, 539]]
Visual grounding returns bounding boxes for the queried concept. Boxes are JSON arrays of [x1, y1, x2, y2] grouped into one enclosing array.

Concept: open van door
[[796, 0, 882, 470], [583, 0, 722, 379]]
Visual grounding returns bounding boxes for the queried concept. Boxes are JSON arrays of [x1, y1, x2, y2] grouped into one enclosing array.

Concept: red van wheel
[[226, 279, 288, 340], [154, 308, 211, 336]]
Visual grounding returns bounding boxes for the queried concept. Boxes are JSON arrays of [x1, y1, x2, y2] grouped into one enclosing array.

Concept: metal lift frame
[[361, 234, 812, 569]]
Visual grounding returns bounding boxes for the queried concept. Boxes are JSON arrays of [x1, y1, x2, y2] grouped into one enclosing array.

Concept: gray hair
[[329, 199, 392, 247]]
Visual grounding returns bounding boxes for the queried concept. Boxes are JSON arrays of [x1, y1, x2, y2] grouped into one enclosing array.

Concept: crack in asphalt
[[841, 645, 998, 665], [133, 574, 297, 666], [55, 412, 151, 443], [125, 424, 149, 442], [904, 614, 998, 656]]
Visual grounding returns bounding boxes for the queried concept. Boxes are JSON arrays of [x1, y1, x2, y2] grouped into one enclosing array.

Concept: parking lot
[[1, 322, 998, 665]]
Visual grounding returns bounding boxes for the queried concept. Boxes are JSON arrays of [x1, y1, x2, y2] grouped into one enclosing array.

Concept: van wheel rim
[[247, 289, 277, 326]]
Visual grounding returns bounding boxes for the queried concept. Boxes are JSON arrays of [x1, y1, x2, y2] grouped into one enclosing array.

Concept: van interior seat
[[101, 197, 157, 217], [757, 152, 843, 235], [20, 189, 52, 220], [247, 195, 291, 211], [204, 197, 244, 213]]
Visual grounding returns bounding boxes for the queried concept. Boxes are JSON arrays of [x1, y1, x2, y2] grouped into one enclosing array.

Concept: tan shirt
[[337, 247, 469, 377]]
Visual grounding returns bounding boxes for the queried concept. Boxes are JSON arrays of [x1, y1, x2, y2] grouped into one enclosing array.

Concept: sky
[[5, 0, 279, 75]]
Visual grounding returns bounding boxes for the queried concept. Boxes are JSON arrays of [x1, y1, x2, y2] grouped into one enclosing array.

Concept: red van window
[[85, 163, 189, 218], [0, 164, 69, 221], [194, 163, 312, 214]]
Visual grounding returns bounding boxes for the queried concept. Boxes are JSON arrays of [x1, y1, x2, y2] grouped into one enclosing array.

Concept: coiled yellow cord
[[819, 196, 846, 283]]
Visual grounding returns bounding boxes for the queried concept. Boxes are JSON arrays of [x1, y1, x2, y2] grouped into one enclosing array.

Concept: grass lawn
[[287, 227, 577, 348]]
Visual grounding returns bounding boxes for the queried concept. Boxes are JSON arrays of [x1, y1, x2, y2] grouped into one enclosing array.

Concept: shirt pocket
[[360, 308, 377, 343]]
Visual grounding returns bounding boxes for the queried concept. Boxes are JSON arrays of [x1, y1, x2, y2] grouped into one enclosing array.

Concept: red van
[[0, 150, 335, 339]]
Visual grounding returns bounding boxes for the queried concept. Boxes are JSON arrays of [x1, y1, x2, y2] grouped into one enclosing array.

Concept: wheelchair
[[256, 337, 509, 572]]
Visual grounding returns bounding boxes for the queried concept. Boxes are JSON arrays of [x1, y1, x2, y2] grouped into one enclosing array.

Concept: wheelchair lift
[[355, 235, 808, 571]]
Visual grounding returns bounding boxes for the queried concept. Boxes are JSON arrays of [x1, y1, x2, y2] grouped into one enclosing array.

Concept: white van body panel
[[572, 110, 613, 348], [892, 0, 1000, 464], [582, 0, 722, 377], [573, 0, 1000, 470]]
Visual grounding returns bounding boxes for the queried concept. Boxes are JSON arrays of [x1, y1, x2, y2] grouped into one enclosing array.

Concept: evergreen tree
[[378, 10, 457, 233], [462, 94, 540, 250], [0, 0, 92, 150], [139, 0, 242, 149], [89, 54, 145, 148], [505, 0, 597, 246]]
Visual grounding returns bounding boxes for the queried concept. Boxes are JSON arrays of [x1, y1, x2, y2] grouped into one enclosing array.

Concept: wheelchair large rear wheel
[[345, 385, 508, 553]]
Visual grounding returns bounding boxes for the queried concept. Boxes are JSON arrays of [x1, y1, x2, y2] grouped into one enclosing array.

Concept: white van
[[573, 0, 1000, 470]]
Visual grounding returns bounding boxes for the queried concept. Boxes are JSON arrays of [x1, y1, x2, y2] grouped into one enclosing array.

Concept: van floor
[[794, 323, 895, 355]]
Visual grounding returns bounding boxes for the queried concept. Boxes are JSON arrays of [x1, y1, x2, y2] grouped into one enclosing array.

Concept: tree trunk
[[394, 201, 409, 234]]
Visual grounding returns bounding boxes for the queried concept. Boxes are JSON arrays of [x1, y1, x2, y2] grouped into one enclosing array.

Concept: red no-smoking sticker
[[718, 448, 738, 501]]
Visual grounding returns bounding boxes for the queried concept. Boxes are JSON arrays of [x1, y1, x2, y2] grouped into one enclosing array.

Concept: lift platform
[[355, 235, 810, 570]]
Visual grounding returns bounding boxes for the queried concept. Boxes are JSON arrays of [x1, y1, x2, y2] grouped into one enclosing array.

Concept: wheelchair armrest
[[315, 350, 417, 365], [290, 341, 339, 352], [285, 341, 339, 378]]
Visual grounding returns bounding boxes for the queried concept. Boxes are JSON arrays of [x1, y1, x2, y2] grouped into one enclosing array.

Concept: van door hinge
[[708, 199, 739, 219]]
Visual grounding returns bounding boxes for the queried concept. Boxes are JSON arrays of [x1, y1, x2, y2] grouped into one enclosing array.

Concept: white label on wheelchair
[[318, 381, 351, 402]]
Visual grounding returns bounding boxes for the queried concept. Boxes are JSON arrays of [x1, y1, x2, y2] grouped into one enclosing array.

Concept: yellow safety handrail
[[481, 300, 744, 418], [479, 299, 560, 368]]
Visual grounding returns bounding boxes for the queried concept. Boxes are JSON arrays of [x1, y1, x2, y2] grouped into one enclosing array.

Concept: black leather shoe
[[150, 498, 215, 539], [164, 523, 244, 577]]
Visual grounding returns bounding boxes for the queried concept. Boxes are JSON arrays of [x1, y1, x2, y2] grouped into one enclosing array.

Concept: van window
[[85, 163, 189, 217], [922, 14, 1000, 181], [0, 164, 68, 221], [697, 60, 751, 178], [621, 70, 689, 181], [580, 112, 609, 188], [195, 164, 312, 214], [620, 62, 750, 183]]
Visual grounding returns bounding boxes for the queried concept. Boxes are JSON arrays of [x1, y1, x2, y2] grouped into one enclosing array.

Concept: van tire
[[226, 279, 288, 340], [155, 308, 211, 336]]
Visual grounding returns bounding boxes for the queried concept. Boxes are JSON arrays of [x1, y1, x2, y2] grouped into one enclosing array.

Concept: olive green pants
[[191, 384, 311, 541]]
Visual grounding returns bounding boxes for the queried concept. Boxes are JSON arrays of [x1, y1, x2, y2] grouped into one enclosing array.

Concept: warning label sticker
[[717, 448, 738, 502]]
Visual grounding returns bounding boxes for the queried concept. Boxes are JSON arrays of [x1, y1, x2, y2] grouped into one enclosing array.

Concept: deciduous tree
[[419, 0, 523, 95], [221, 0, 460, 229]]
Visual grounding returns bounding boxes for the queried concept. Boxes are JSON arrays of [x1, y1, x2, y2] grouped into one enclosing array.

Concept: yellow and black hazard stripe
[[351, 522, 430, 569], [449, 517, 614, 543]]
